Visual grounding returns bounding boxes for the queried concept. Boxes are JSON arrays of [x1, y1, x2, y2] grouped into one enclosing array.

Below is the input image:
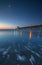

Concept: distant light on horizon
[[0, 24, 17, 29]]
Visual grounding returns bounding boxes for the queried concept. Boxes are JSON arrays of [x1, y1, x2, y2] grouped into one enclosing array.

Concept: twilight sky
[[0, 0, 42, 28]]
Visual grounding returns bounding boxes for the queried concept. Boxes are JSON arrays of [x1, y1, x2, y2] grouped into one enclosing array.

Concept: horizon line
[[0, 24, 42, 30]]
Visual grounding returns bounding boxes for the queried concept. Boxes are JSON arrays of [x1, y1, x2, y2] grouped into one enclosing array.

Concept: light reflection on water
[[0, 31, 23, 39], [0, 30, 42, 65], [29, 31, 32, 39], [0, 31, 12, 35], [0, 30, 42, 50], [0, 30, 42, 39]]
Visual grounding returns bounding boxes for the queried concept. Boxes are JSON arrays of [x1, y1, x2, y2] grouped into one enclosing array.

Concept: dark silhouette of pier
[[17, 24, 42, 29]]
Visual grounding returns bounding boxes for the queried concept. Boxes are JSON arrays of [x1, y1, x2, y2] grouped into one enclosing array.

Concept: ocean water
[[0, 29, 42, 65]]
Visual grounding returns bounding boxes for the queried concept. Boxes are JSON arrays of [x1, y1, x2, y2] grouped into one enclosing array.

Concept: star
[[8, 5, 11, 8]]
